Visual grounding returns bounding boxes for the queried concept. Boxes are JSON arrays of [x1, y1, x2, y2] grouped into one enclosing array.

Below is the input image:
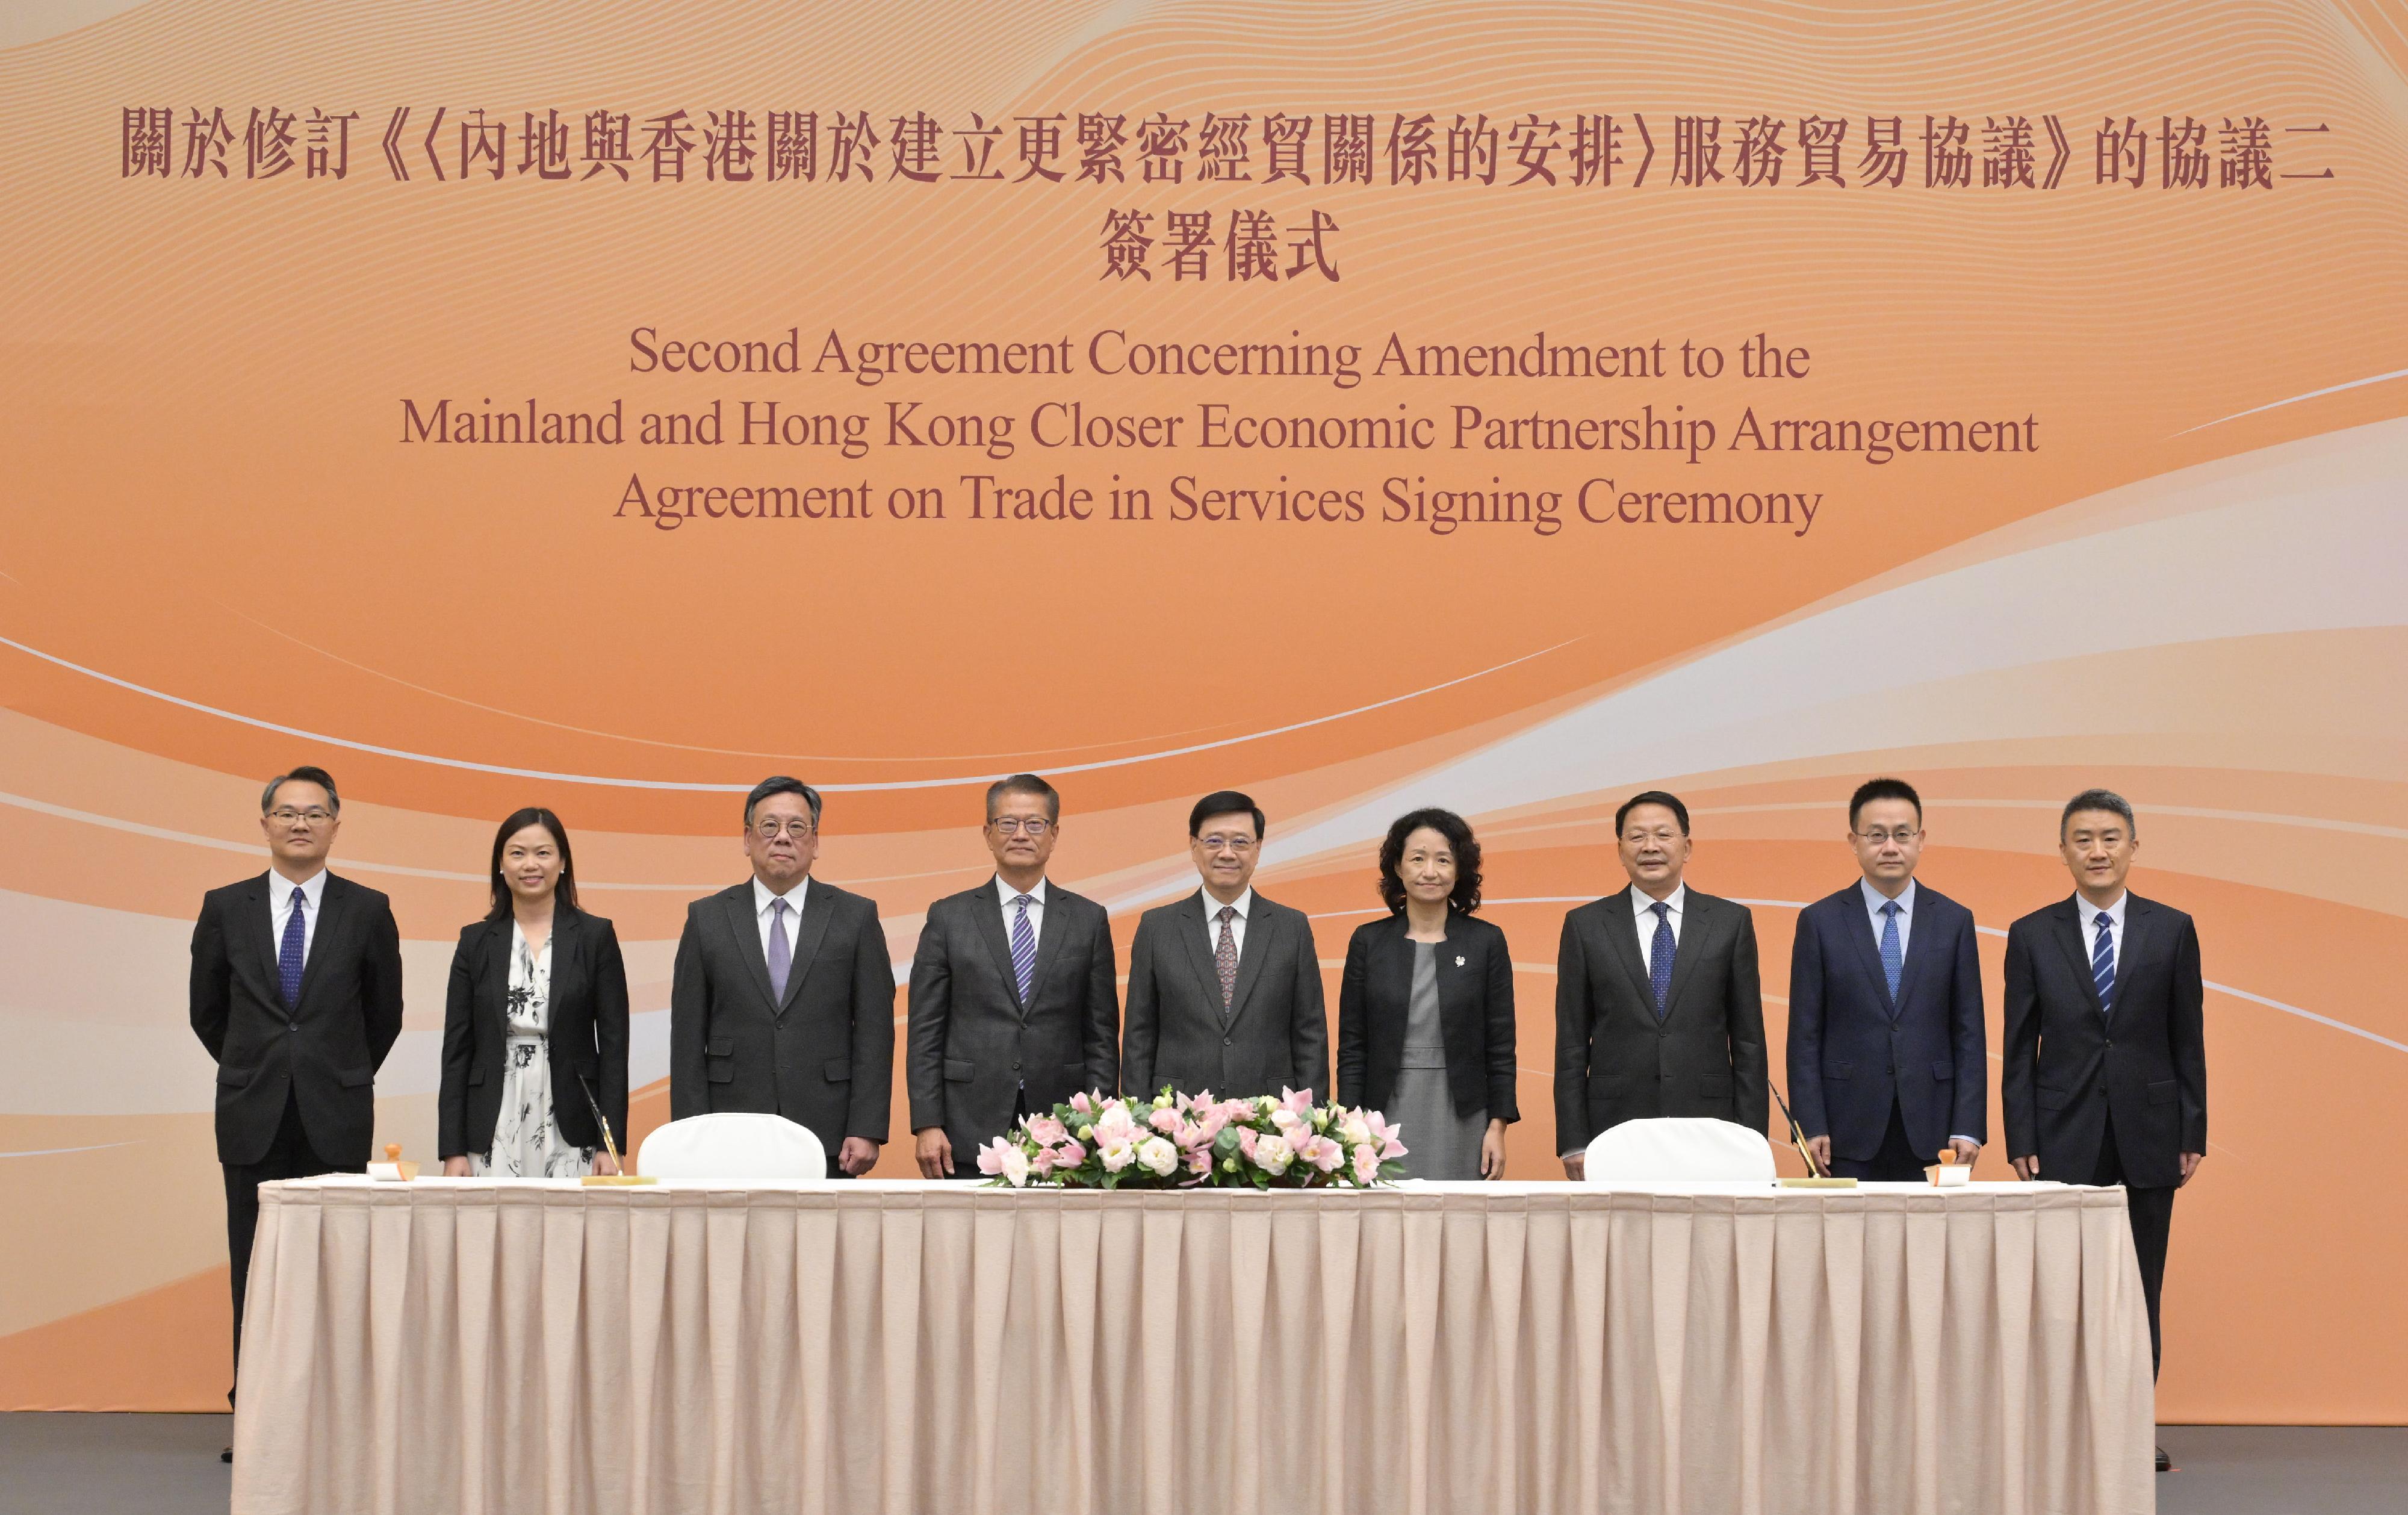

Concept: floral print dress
[[469, 924, 594, 1178]]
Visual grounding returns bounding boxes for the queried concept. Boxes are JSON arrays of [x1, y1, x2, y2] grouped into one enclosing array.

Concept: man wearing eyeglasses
[[1122, 790, 1328, 1104], [669, 776, 894, 1176], [905, 774, 1119, 1177], [190, 765, 404, 1451], [1785, 777, 1986, 1181]]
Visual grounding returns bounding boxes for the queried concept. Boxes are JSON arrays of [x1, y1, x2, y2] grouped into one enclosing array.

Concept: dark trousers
[[223, 1092, 355, 1399], [943, 1084, 1029, 1180], [2091, 1115, 2175, 1378], [1829, 1100, 1928, 1182]]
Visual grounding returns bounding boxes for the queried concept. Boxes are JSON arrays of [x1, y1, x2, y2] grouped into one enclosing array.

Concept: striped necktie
[[1009, 894, 1037, 1003], [2091, 910, 2116, 1018]]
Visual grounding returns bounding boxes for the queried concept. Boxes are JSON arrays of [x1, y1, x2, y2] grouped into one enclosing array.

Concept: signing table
[[231, 1177, 2153, 1515]]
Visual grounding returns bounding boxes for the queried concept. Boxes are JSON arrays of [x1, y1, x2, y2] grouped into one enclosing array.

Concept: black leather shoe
[[2155, 1445, 2171, 1473], [221, 1448, 233, 1464]]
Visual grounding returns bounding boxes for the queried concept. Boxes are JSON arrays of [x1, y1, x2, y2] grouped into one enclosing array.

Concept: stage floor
[[0, 1414, 2400, 1514]]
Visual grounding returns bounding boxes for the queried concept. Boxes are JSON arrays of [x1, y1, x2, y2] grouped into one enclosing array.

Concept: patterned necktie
[[2091, 910, 2116, 1018], [1878, 900, 1904, 1001], [766, 897, 792, 1003], [1214, 905, 1239, 1009], [1648, 901, 1674, 1020], [278, 885, 308, 1009], [1009, 894, 1037, 1003]]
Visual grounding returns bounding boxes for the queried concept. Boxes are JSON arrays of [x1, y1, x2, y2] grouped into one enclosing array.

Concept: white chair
[[1583, 1117, 1777, 1183], [635, 1113, 827, 1182]]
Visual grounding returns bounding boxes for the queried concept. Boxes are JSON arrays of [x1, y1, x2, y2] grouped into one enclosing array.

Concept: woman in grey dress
[[1336, 808, 1517, 1179]]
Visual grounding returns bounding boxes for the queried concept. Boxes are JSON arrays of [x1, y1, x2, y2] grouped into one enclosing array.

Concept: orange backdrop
[[2, 0, 2404, 1422]]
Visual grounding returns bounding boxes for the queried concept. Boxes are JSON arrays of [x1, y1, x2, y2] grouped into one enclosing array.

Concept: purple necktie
[[1010, 895, 1037, 1004], [278, 886, 307, 1009], [766, 897, 792, 1003]]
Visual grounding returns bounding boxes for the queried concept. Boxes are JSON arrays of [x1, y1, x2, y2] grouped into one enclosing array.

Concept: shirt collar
[[754, 876, 807, 915], [1629, 882, 1686, 918], [997, 875, 1047, 906], [1200, 885, 1253, 920], [1860, 877, 1916, 916], [271, 868, 327, 908], [2077, 891, 2128, 931]]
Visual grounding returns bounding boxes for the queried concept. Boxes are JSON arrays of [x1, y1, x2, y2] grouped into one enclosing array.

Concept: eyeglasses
[[1854, 828, 1922, 845], [989, 817, 1054, 836], [268, 808, 335, 826], [1196, 834, 1256, 854], [751, 818, 817, 840]]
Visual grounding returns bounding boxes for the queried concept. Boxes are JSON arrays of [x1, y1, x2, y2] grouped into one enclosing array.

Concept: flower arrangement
[[976, 1086, 1407, 1189]]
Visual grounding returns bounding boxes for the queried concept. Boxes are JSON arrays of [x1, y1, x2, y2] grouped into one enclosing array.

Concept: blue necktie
[[766, 897, 792, 1003], [1648, 901, 1674, 1020], [278, 885, 307, 1009], [2091, 910, 2116, 1018], [1009, 894, 1037, 1004], [1878, 900, 1904, 1001]]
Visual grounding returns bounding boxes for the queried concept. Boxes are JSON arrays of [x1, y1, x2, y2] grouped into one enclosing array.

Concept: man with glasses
[[1786, 777, 1986, 1181], [669, 776, 894, 1176], [1122, 790, 1328, 1104], [190, 765, 404, 1457], [906, 774, 1119, 1176]]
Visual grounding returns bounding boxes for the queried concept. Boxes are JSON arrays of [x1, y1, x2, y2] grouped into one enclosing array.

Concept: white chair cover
[[1583, 1116, 1777, 1182], [635, 1113, 827, 1182]]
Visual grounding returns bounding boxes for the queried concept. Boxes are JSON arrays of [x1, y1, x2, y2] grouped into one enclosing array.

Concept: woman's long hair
[[488, 807, 579, 918]]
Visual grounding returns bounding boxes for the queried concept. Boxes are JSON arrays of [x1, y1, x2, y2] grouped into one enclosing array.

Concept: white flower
[[1000, 1143, 1030, 1188], [1339, 1113, 1372, 1147], [1253, 1133, 1294, 1176], [1100, 1137, 1137, 1172], [1137, 1136, 1178, 1176]]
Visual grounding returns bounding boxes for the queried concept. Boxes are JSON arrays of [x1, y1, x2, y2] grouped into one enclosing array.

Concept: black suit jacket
[[1122, 891, 1327, 1104], [669, 878, 896, 1153], [1553, 888, 1767, 1151], [438, 907, 630, 1159], [1335, 910, 1518, 1122], [2002, 893, 2206, 1189], [1786, 882, 1986, 1162], [907, 879, 1119, 1155], [190, 871, 405, 1167]]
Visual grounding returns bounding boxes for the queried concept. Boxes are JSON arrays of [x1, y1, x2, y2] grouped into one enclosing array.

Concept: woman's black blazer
[[438, 906, 629, 1159], [1335, 909, 1518, 1122]]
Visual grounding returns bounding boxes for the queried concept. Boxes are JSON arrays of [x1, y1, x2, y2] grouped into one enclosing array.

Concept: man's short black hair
[[261, 765, 340, 814], [2060, 787, 2136, 841], [744, 775, 822, 828], [1188, 789, 1267, 840], [1613, 789, 1689, 837], [1849, 777, 1923, 830], [985, 773, 1061, 822]]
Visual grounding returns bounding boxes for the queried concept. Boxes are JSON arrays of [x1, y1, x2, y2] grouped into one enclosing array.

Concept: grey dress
[[1391, 941, 1488, 1180]]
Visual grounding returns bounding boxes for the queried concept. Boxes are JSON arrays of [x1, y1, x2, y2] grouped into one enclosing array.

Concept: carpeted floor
[[0, 1414, 2400, 1513]]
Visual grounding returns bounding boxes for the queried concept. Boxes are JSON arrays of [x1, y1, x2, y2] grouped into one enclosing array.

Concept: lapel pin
[[1455, 955, 1465, 967]]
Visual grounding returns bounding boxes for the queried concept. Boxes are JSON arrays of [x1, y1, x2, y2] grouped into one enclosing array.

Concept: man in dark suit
[[1555, 790, 1767, 1178], [2004, 789, 2206, 1473], [1787, 777, 1986, 1180], [669, 776, 895, 1176], [907, 774, 1119, 1177], [1122, 791, 1327, 1103], [190, 765, 405, 1440]]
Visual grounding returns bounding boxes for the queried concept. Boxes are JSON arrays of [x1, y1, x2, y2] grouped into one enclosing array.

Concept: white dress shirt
[[997, 875, 1047, 946], [2081, 891, 2129, 980], [1200, 886, 1254, 956], [1629, 883, 1686, 974], [1860, 877, 1918, 961], [267, 868, 329, 967], [754, 876, 807, 961]]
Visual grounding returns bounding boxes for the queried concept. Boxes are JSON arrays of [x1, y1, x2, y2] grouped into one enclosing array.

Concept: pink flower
[[1031, 1145, 1058, 1176], [1026, 1114, 1067, 1147], [1070, 1091, 1095, 1116], [1187, 1147, 1212, 1176], [1237, 1127, 1258, 1162], [1280, 1086, 1315, 1118], [1305, 1134, 1345, 1173], [1055, 1140, 1086, 1169], [1149, 1106, 1183, 1136], [975, 1137, 1013, 1176], [1352, 1143, 1382, 1185], [1094, 1103, 1139, 1147], [1367, 1110, 1408, 1160]]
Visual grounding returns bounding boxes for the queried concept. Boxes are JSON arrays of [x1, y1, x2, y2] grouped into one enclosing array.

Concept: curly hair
[[1376, 807, 1483, 915]]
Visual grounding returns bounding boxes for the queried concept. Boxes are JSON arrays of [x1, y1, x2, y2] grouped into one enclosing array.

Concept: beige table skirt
[[231, 1178, 2153, 1515]]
